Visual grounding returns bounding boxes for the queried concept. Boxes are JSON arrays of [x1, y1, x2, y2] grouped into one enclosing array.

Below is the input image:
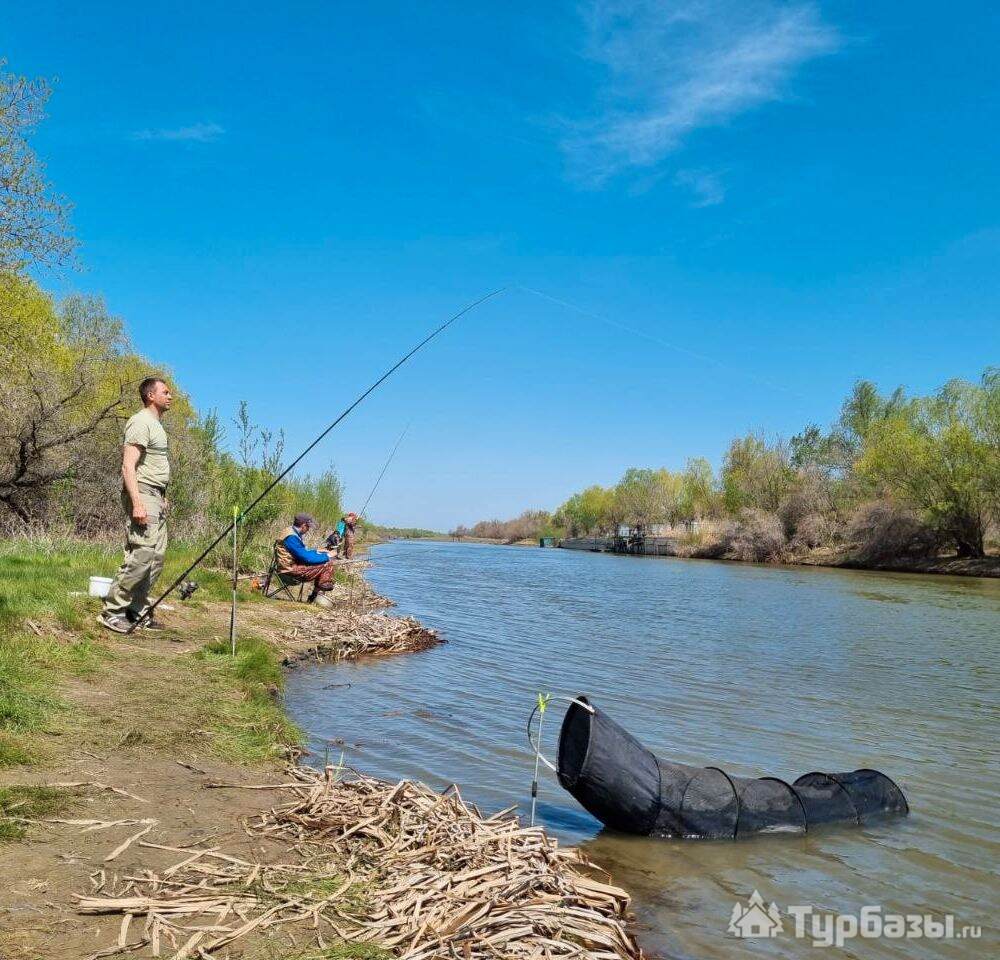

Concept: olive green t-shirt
[[123, 408, 170, 488]]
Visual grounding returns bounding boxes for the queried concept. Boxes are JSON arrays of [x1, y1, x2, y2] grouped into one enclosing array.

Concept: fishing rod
[[343, 421, 411, 617], [128, 287, 508, 633], [358, 421, 411, 522]]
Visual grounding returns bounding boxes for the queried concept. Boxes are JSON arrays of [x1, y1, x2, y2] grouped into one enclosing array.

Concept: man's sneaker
[[126, 610, 166, 631], [97, 613, 130, 634]]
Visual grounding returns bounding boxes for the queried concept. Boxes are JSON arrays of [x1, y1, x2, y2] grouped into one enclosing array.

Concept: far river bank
[[438, 534, 1000, 578]]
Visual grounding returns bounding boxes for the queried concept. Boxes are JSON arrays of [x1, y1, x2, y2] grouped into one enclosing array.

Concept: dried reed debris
[[78, 764, 642, 960], [283, 611, 441, 665]]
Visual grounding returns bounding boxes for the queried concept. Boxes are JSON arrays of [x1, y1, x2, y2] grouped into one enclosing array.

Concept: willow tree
[[720, 435, 797, 515], [612, 468, 683, 527], [856, 371, 999, 558], [678, 457, 718, 521], [554, 485, 614, 537]]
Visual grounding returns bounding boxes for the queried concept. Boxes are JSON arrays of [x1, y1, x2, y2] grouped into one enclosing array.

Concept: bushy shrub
[[778, 470, 831, 538], [721, 510, 787, 562], [846, 500, 940, 564], [462, 510, 553, 543], [789, 513, 835, 551]]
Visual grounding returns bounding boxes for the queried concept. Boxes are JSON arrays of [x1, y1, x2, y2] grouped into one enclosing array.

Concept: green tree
[[555, 485, 613, 536], [835, 380, 907, 461], [613, 468, 683, 527], [678, 457, 718, 520], [856, 372, 999, 557], [720, 435, 796, 515], [0, 279, 130, 522]]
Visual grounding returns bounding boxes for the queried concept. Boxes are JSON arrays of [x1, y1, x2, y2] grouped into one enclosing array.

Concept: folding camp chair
[[261, 542, 308, 602]]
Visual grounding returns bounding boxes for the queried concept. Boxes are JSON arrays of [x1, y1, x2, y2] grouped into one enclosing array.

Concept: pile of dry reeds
[[283, 610, 441, 665], [78, 765, 642, 960]]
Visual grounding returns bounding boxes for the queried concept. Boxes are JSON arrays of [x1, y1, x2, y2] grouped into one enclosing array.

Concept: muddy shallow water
[[284, 540, 999, 958]]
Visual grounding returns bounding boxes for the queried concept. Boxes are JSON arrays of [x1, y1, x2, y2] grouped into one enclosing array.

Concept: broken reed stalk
[[78, 764, 643, 960]]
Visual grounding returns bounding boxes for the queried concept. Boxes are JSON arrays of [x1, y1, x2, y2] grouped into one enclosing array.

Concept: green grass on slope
[[0, 785, 75, 842], [0, 536, 240, 633], [196, 635, 301, 765], [0, 537, 280, 769]]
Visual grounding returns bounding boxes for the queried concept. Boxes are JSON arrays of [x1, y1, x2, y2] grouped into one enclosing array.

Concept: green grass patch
[[275, 872, 369, 909], [0, 536, 300, 770], [208, 691, 302, 765], [197, 635, 283, 688], [0, 735, 33, 767], [0, 785, 75, 842], [281, 946, 393, 960], [0, 635, 57, 733], [0, 628, 112, 766], [279, 875, 349, 898], [193, 635, 301, 765], [0, 537, 117, 631], [0, 535, 251, 635]]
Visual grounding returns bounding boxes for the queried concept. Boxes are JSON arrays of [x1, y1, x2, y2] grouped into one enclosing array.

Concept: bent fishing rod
[[344, 421, 411, 616], [128, 287, 507, 633], [358, 421, 410, 522]]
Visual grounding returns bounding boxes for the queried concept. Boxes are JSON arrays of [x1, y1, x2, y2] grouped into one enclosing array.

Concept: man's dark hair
[[139, 376, 166, 404]]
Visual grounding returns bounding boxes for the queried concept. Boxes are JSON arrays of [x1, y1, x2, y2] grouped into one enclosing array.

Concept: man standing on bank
[[99, 377, 173, 634]]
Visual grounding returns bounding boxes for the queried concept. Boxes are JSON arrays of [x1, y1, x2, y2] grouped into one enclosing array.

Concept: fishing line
[[518, 285, 807, 403], [128, 286, 508, 632], [347, 421, 412, 617], [359, 421, 411, 522]]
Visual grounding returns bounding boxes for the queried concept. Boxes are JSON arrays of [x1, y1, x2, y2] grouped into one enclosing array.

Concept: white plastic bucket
[[88, 576, 114, 598]]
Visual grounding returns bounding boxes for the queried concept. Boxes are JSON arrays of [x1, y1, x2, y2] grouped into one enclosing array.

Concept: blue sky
[[8, 1, 999, 529]]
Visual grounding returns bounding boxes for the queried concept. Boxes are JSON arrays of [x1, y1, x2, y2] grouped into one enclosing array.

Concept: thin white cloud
[[566, 1, 841, 185], [674, 168, 726, 206], [132, 122, 225, 143]]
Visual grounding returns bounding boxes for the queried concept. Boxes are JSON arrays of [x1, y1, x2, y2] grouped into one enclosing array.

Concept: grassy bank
[[0, 536, 301, 775]]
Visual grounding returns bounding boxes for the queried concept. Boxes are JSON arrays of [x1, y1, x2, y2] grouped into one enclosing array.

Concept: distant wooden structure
[[558, 521, 702, 556], [612, 522, 692, 555]]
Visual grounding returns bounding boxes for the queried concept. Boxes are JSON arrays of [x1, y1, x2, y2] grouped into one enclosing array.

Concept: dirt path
[[1, 751, 289, 959], [0, 580, 440, 960]]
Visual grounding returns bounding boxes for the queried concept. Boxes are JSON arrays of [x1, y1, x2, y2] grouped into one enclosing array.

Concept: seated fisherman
[[275, 513, 336, 602], [325, 517, 346, 558]]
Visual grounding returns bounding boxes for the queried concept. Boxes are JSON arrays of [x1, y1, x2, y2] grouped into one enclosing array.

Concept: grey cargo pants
[[103, 484, 168, 618]]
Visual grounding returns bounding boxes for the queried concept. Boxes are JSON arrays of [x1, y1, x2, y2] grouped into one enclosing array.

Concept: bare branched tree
[[0, 367, 128, 521], [0, 292, 130, 525], [0, 61, 77, 271]]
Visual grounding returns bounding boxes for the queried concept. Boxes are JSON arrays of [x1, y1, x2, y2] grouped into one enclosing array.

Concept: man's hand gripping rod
[[128, 287, 507, 633]]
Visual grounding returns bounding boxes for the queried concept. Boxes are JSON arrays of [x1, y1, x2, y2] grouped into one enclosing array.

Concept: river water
[[284, 540, 999, 958]]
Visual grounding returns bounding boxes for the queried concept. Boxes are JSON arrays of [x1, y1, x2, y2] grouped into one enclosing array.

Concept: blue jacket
[[282, 526, 329, 565]]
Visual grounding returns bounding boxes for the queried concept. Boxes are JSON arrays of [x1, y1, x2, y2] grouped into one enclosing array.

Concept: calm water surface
[[284, 541, 999, 958]]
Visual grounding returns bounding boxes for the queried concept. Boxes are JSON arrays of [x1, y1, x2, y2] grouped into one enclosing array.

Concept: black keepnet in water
[[556, 697, 909, 839]]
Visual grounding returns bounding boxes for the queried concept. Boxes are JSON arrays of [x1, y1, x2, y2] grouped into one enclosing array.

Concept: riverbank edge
[[0, 558, 643, 960], [545, 538, 1000, 579], [433, 533, 1000, 577]]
